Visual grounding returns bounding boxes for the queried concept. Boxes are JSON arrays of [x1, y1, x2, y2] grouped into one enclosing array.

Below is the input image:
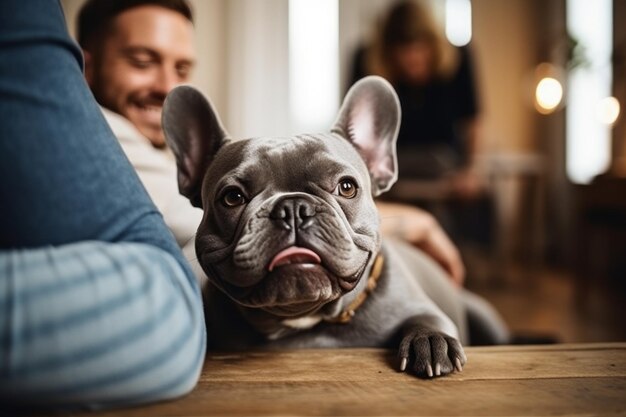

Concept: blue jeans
[[0, 0, 205, 410]]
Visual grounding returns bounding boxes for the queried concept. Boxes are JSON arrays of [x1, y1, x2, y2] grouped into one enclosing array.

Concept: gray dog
[[162, 76, 470, 378]]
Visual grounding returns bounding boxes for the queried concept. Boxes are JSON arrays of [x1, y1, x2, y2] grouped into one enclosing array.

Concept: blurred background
[[62, 0, 626, 343]]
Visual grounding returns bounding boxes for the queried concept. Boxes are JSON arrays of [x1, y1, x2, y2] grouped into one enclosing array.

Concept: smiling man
[[77, 0, 203, 249], [79, 0, 195, 148]]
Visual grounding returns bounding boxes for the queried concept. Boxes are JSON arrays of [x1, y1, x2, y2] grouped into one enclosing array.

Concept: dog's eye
[[221, 188, 247, 207], [336, 179, 358, 199]]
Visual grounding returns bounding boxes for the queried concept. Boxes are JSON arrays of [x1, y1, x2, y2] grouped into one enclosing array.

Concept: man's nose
[[153, 67, 182, 94]]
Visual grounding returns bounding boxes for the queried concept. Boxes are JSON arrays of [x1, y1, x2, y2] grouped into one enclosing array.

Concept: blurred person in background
[[351, 0, 492, 250]]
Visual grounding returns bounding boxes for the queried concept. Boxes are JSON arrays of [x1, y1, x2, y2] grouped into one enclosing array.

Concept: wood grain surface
[[72, 343, 626, 416]]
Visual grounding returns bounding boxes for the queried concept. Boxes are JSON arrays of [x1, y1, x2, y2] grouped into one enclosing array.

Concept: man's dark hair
[[77, 0, 193, 49]]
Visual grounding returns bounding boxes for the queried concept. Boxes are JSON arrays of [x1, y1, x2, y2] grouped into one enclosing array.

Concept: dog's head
[[163, 76, 400, 318]]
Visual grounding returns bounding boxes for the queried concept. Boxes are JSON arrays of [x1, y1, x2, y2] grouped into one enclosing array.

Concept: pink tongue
[[268, 246, 321, 271]]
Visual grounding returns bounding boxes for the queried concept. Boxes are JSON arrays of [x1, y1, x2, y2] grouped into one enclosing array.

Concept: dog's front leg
[[397, 315, 467, 378]]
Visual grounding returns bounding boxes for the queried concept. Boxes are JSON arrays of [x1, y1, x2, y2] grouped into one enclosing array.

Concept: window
[[289, 0, 339, 133], [566, 0, 613, 183]]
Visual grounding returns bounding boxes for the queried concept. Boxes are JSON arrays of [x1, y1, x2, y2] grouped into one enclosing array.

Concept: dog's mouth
[[248, 257, 338, 317], [267, 246, 322, 271], [205, 247, 369, 318]]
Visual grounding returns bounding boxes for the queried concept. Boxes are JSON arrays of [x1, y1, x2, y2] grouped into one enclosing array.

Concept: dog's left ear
[[331, 76, 400, 196], [162, 85, 230, 208]]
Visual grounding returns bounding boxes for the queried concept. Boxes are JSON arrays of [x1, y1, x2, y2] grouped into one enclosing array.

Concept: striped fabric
[[0, 241, 206, 410]]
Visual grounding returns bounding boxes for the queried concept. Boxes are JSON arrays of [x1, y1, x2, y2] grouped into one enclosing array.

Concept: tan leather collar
[[327, 254, 384, 324]]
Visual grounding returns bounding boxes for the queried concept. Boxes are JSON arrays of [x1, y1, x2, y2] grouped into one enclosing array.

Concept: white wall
[[225, 0, 289, 139], [190, 0, 227, 120], [472, 0, 540, 154]]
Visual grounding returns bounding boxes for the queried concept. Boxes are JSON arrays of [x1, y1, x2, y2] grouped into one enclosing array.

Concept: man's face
[[85, 5, 196, 147]]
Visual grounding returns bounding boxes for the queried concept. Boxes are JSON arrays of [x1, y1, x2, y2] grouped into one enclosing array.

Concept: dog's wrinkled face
[[163, 76, 400, 318], [196, 134, 378, 316]]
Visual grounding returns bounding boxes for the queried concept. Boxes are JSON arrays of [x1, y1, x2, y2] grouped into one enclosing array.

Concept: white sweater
[[101, 108, 204, 249]]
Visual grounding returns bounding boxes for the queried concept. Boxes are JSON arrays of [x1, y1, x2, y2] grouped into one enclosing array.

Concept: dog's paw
[[397, 327, 466, 378]]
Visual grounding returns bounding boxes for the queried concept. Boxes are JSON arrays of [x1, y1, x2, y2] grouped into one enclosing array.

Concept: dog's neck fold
[[325, 253, 384, 324], [234, 251, 383, 340]]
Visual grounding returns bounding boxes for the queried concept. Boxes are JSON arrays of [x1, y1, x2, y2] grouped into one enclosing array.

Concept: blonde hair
[[367, 0, 459, 83]]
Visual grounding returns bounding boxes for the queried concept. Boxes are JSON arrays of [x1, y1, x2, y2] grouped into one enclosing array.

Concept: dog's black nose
[[270, 197, 316, 231]]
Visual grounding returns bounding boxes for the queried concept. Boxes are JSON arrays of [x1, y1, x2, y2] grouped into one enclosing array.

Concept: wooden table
[[80, 343, 625, 416]]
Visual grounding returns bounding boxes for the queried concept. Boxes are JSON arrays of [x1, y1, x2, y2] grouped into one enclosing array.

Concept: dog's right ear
[[162, 85, 229, 208]]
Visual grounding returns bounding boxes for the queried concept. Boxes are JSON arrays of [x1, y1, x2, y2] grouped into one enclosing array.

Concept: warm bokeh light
[[596, 96, 620, 125], [535, 77, 563, 114]]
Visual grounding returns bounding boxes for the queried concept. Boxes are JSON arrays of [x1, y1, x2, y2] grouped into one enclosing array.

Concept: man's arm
[[377, 201, 465, 286], [0, 242, 205, 410], [0, 0, 205, 410]]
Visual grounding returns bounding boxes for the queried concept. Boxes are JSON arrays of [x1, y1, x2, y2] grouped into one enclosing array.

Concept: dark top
[[349, 45, 479, 178]]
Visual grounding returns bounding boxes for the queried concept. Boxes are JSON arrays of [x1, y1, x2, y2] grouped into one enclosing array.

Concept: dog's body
[[163, 77, 467, 377]]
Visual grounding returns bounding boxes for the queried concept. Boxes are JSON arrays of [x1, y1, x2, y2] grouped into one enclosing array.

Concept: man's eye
[[335, 179, 358, 199], [221, 188, 247, 207], [176, 64, 191, 78], [129, 59, 152, 69], [127, 54, 155, 69]]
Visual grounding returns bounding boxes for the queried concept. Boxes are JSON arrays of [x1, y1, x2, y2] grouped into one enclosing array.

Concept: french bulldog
[[162, 76, 467, 378]]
